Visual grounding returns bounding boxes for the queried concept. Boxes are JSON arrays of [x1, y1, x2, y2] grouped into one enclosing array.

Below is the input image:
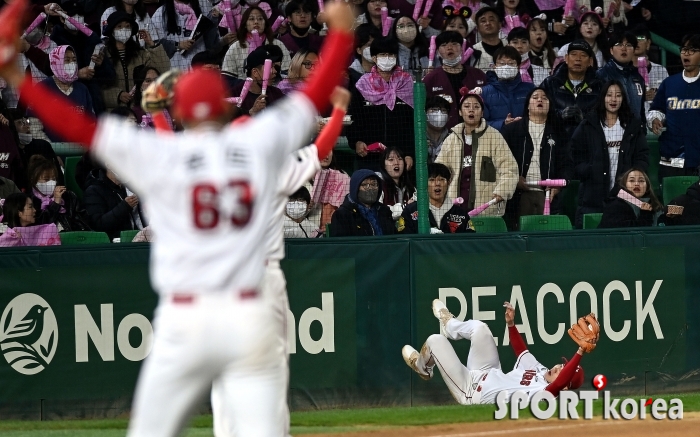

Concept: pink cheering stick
[[249, 29, 264, 51], [606, 2, 617, 19], [562, 0, 575, 21], [428, 35, 436, 67], [617, 189, 646, 208], [223, 0, 236, 32], [22, 12, 46, 39], [637, 57, 649, 86], [461, 40, 473, 62], [528, 179, 567, 215], [412, 0, 425, 21], [261, 59, 272, 96], [381, 7, 390, 37], [271, 16, 287, 33], [226, 96, 241, 104], [55, 10, 93, 36], [237, 77, 253, 107], [88, 43, 104, 69], [468, 198, 498, 218], [419, 0, 434, 32]]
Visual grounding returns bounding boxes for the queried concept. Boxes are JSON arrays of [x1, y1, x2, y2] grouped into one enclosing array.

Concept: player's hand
[[651, 118, 664, 135], [78, 66, 95, 80], [119, 91, 133, 104], [125, 195, 139, 208], [249, 94, 267, 115], [53, 185, 66, 203], [355, 141, 368, 157], [329, 86, 350, 111], [405, 156, 414, 170], [504, 302, 515, 327], [177, 39, 195, 51], [316, 11, 328, 24], [324, 1, 355, 33]]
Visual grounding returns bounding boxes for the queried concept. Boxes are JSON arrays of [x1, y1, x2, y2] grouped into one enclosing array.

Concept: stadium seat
[[662, 176, 698, 204], [583, 213, 603, 230], [59, 231, 110, 245], [519, 215, 572, 231], [325, 223, 330, 238], [471, 216, 508, 233], [64, 156, 83, 201], [646, 135, 661, 195], [120, 230, 140, 243]]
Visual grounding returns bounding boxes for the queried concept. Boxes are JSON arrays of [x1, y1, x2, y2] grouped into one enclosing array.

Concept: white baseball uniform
[[211, 145, 321, 437], [91, 93, 318, 437], [415, 319, 550, 405]]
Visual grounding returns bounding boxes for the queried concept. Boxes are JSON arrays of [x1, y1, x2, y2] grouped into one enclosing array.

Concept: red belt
[[170, 289, 259, 304]]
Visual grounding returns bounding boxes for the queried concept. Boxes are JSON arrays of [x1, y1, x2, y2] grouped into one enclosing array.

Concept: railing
[[651, 32, 681, 68]]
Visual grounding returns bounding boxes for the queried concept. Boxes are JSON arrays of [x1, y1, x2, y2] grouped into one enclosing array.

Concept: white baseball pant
[[127, 291, 284, 437], [211, 262, 291, 437], [416, 319, 501, 405]]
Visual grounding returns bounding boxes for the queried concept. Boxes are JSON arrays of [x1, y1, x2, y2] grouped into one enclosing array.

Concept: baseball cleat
[[402, 345, 432, 380], [432, 299, 454, 337]]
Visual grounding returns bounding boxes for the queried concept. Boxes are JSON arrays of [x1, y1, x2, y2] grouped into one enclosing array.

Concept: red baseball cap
[[172, 68, 229, 122], [562, 357, 584, 390]]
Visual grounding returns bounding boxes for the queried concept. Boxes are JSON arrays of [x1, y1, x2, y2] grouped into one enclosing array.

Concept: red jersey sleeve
[[545, 352, 582, 397], [508, 325, 528, 357], [19, 79, 97, 147], [299, 30, 354, 113], [315, 106, 345, 160]]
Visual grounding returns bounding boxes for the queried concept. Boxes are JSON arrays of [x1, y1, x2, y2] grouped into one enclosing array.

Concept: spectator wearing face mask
[[425, 96, 451, 163], [392, 16, 429, 73], [12, 115, 64, 187], [231, 45, 285, 116], [34, 45, 94, 141], [102, 11, 171, 112], [19, 9, 58, 83], [329, 169, 395, 237], [27, 155, 89, 232], [279, 0, 324, 58], [283, 187, 319, 238], [507, 27, 548, 85], [387, 0, 444, 37], [481, 46, 535, 131], [348, 24, 379, 90], [347, 37, 415, 172], [100, 0, 153, 42], [423, 31, 487, 129]]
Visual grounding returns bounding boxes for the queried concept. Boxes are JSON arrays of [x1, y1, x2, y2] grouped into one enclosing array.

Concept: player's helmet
[[562, 357, 584, 390], [171, 68, 230, 122]]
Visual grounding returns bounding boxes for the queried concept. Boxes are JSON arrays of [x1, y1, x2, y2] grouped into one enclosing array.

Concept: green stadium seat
[[583, 213, 603, 230], [64, 156, 83, 201], [470, 216, 508, 233], [59, 231, 110, 245], [325, 223, 330, 238], [646, 135, 661, 195], [662, 176, 698, 204], [120, 230, 140, 243], [519, 215, 572, 231]]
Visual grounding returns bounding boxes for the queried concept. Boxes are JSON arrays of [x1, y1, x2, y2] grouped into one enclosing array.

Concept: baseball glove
[[568, 313, 600, 353], [141, 69, 181, 112]]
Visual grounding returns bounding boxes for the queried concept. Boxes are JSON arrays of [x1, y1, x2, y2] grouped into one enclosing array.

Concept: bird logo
[[0, 293, 58, 375]]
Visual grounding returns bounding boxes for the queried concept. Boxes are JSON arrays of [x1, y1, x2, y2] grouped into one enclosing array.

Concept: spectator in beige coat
[[435, 91, 518, 217]]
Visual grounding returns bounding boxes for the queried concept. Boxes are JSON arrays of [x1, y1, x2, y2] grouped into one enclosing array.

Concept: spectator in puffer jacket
[[329, 169, 395, 237]]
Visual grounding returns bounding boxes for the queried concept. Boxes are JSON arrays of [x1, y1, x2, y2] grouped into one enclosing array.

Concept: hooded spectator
[[329, 169, 395, 236]]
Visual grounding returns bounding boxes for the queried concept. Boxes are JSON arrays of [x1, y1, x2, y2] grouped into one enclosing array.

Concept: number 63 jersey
[[478, 350, 550, 404], [92, 95, 317, 296]]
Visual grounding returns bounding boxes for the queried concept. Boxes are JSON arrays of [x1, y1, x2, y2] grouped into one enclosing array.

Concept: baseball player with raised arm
[[211, 90, 350, 437], [402, 300, 599, 405], [0, 2, 355, 435]]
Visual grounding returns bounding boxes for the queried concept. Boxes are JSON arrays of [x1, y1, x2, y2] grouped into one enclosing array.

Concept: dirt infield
[[307, 412, 700, 437]]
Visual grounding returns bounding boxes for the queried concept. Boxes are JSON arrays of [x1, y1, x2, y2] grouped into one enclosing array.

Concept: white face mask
[[64, 62, 78, 78], [286, 201, 307, 220], [495, 65, 518, 80], [376, 55, 397, 72], [426, 111, 448, 128], [362, 46, 373, 62], [114, 28, 133, 44], [64, 15, 84, 32], [18, 132, 33, 145], [441, 54, 462, 67], [36, 180, 57, 197], [396, 26, 417, 43]]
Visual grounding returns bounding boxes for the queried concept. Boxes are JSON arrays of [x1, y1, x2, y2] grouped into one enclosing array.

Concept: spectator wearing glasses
[[329, 169, 395, 236], [386, 0, 444, 37], [481, 46, 535, 131], [648, 34, 700, 182], [278, 49, 318, 95], [424, 96, 451, 163], [596, 31, 646, 124], [279, 0, 324, 58], [631, 25, 668, 114], [423, 31, 487, 129]]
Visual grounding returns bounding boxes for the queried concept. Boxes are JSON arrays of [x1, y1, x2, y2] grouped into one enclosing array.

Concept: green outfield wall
[[0, 227, 699, 418]]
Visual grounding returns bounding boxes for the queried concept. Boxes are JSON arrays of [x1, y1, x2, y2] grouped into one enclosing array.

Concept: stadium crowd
[[1, 0, 699, 245]]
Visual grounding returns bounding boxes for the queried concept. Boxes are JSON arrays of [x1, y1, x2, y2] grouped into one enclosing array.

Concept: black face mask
[[290, 23, 310, 36]]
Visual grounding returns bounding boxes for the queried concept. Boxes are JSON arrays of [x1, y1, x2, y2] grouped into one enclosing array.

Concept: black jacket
[[540, 64, 602, 135], [83, 170, 144, 239], [31, 190, 90, 232], [570, 112, 649, 226], [598, 187, 656, 228], [398, 201, 476, 234], [660, 181, 700, 226], [329, 196, 395, 237]]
